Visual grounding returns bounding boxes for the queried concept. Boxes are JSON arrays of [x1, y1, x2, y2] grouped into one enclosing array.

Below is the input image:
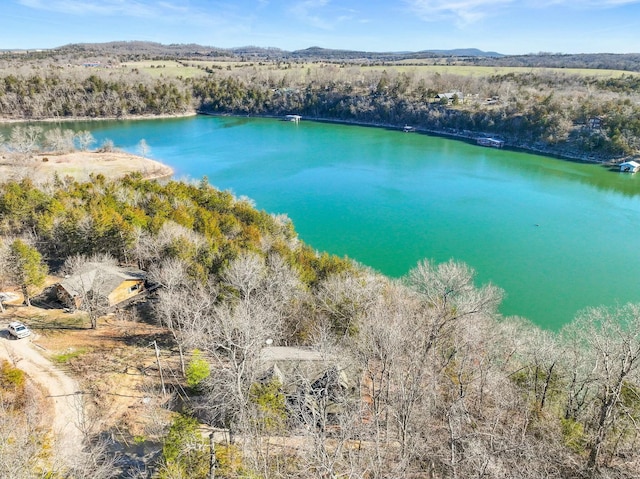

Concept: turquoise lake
[[10, 115, 640, 329]]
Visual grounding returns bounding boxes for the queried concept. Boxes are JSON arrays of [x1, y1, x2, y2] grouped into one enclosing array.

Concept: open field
[[120, 59, 207, 78], [368, 63, 640, 77], [121, 59, 640, 80], [0, 151, 174, 183]]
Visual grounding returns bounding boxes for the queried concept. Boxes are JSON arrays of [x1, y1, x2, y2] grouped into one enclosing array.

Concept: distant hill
[[289, 47, 402, 61], [5, 41, 639, 71], [55, 41, 230, 58], [421, 48, 504, 58], [51, 42, 504, 61]]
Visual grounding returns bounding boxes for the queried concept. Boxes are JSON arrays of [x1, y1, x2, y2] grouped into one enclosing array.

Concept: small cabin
[[436, 92, 463, 104], [284, 114, 301, 123], [619, 160, 640, 173], [57, 263, 146, 310], [477, 137, 505, 148], [402, 125, 415, 133]]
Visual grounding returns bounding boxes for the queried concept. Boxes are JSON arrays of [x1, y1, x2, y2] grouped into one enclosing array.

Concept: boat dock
[[477, 137, 505, 148]]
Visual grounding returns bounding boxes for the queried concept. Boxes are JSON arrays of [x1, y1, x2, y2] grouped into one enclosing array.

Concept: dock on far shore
[[476, 137, 505, 148]]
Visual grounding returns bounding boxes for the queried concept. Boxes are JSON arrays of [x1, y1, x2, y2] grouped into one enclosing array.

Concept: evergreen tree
[[7, 239, 47, 306]]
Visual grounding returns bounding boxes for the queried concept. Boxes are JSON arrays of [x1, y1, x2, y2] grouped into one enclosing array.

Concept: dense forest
[[2, 173, 640, 478], [1, 44, 640, 160]]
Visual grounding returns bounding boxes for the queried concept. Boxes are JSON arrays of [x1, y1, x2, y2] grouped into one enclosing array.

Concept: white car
[[8, 321, 31, 339]]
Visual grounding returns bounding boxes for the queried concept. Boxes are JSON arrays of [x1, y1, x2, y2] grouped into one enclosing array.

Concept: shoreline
[[198, 111, 626, 166], [0, 110, 197, 124], [0, 151, 174, 183], [1, 110, 627, 166]]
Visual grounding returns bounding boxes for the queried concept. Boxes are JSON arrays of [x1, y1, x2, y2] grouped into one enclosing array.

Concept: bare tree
[[137, 138, 149, 158], [562, 304, 640, 477], [0, 398, 44, 479], [315, 269, 385, 337], [8, 125, 43, 155], [43, 127, 76, 153], [151, 257, 212, 375], [97, 138, 115, 153], [75, 130, 95, 151]]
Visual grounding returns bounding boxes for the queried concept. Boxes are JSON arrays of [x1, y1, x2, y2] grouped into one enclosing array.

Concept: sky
[[2, 0, 640, 55]]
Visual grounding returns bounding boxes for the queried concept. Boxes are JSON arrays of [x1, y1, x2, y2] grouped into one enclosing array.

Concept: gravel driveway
[[0, 327, 84, 465]]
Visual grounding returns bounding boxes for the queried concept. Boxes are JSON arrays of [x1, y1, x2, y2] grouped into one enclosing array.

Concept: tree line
[[0, 72, 191, 118], [2, 175, 640, 478]]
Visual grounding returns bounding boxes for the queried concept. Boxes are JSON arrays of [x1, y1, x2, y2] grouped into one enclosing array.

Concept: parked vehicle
[[7, 321, 30, 339]]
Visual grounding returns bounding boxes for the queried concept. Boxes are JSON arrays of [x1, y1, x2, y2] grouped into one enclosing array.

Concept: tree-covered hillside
[[1, 51, 640, 160], [2, 175, 640, 478]]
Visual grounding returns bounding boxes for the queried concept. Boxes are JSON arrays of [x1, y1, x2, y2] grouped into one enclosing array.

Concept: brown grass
[[0, 151, 173, 183]]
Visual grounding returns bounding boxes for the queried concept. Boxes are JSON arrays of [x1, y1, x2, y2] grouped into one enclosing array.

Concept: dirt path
[[0, 329, 84, 465]]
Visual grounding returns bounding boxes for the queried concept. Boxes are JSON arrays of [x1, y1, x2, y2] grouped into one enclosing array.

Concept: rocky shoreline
[[2, 110, 628, 170], [198, 111, 627, 166], [0, 111, 197, 124]]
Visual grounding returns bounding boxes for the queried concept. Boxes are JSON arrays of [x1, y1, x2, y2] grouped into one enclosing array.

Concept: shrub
[[0, 360, 25, 389], [186, 349, 210, 390], [249, 379, 287, 433]]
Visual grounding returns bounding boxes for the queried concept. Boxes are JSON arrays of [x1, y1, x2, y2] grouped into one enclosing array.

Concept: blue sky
[[2, 0, 640, 54]]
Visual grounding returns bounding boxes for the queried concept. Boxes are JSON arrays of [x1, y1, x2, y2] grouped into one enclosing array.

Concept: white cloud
[[16, 0, 249, 31], [405, 0, 512, 25], [19, 0, 164, 17], [289, 0, 358, 30], [290, 0, 333, 29], [405, 0, 640, 26], [288, 1, 367, 30], [536, 0, 640, 5]]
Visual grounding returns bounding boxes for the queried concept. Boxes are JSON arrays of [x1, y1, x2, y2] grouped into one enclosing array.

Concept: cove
[[12, 115, 640, 329]]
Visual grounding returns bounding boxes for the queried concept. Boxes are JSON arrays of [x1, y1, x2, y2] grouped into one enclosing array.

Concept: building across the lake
[[436, 91, 464, 104], [619, 160, 640, 173], [285, 114, 301, 123], [477, 137, 505, 148]]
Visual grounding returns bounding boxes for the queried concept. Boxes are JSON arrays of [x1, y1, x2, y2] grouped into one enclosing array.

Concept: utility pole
[[152, 340, 166, 395], [209, 431, 216, 479]]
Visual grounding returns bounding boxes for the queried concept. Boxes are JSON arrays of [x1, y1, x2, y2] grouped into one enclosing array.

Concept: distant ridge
[[421, 48, 504, 58], [5, 41, 638, 71], [49, 41, 504, 60]]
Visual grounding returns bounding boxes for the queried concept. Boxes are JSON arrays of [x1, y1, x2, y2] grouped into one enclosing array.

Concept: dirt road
[[0, 328, 84, 465]]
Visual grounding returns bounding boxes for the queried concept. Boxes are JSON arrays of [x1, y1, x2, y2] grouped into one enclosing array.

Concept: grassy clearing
[[51, 347, 89, 364], [25, 310, 90, 331], [120, 60, 206, 78], [362, 63, 638, 78], [122, 59, 637, 80]]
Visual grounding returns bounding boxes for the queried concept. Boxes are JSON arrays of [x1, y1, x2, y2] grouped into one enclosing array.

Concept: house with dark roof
[[56, 263, 146, 310], [258, 346, 356, 426]]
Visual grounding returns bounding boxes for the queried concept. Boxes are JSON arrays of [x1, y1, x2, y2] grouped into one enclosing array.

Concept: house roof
[[620, 160, 640, 168], [58, 263, 145, 298], [258, 346, 352, 394], [436, 91, 463, 99]]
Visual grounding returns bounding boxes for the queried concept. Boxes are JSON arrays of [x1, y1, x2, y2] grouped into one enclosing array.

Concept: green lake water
[[7, 115, 640, 329]]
